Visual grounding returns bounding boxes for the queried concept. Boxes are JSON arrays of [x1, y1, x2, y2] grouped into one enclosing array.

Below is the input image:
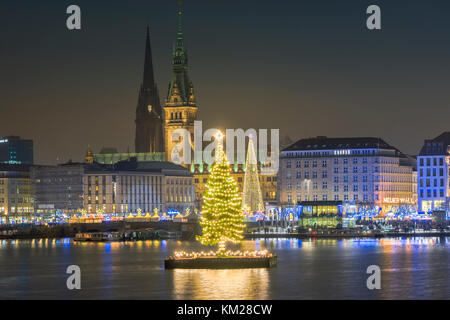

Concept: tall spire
[[142, 26, 156, 89], [166, 0, 194, 105], [135, 26, 164, 153], [177, 1, 184, 50]]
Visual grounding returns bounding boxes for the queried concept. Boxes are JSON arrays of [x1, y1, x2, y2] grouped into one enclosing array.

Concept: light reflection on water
[[172, 268, 269, 300], [0, 237, 449, 299]]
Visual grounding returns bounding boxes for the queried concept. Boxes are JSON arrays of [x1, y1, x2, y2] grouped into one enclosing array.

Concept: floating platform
[[164, 255, 277, 269]]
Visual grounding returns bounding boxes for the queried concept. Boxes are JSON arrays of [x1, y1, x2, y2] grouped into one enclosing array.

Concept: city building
[[417, 132, 450, 213], [135, 27, 164, 153], [0, 164, 34, 224], [278, 136, 416, 214], [31, 159, 194, 220], [163, 7, 199, 163], [83, 159, 194, 215], [0, 136, 33, 165], [31, 163, 85, 220]]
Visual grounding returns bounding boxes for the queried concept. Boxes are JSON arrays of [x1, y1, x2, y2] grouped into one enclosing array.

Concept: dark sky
[[1, 0, 450, 165]]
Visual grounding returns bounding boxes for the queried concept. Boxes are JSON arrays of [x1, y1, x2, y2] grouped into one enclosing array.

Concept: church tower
[[163, 4, 199, 163], [135, 27, 164, 153]]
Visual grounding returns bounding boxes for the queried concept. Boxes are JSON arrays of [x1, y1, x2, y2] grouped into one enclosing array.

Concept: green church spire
[[166, 0, 195, 106]]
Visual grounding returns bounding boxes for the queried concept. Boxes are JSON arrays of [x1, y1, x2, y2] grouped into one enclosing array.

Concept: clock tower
[[164, 5, 198, 163]]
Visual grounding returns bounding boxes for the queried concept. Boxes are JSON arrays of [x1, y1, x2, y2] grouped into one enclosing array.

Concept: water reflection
[[172, 268, 269, 300], [0, 237, 449, 299]]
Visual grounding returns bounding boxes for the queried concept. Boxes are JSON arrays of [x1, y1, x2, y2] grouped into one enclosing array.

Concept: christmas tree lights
[[196, 131, 245, 255], [242, 135, 265, 214]]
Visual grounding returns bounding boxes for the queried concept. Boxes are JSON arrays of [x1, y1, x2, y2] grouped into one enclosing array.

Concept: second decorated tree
[[196, 132, 245, 255]]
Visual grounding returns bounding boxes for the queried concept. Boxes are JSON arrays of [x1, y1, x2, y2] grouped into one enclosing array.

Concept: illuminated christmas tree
[[196, 131, 245, 255], [242, 135, 265, 214]]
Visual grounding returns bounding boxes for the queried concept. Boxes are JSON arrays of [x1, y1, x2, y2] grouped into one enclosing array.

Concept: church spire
[[135, 26, 164, 153], [142, 26, 156, 89], [176, 2, 184, 51], [166, 0, 194, 106]]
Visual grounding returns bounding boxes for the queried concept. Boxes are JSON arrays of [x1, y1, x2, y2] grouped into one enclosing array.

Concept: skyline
[[1, 0, 450, 165]]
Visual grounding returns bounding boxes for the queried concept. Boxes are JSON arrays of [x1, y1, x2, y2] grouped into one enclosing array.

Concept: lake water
[[0, 237, 449, 299]]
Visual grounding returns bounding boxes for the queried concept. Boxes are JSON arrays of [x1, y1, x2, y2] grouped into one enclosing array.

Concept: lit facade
[[163, 8, 199, 163], [0, 164, 34, 223], [84, 161, 194, 214], [417, 132, 450, 213], [32, 160, 195, 217], [278, 136, 416, 214]]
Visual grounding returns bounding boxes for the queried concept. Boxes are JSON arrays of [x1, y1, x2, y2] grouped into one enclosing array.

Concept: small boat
[[157, 230, 182, 240], [73, 232, 123, 242]]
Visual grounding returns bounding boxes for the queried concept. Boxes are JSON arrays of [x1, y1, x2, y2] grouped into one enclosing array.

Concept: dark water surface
[[0, 237, 449, 299]]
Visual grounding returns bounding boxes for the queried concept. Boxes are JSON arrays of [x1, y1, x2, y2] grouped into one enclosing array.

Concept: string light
[[173, 249, 272, 259], [196, 130, 246, 256]]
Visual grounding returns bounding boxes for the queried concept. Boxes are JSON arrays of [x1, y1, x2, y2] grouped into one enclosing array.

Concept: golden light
[[214, 130, 224, 141]]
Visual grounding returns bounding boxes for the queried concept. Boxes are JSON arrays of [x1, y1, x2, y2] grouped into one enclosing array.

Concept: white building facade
[[84, 161, 195, 215], [278, 136, 416, 214]]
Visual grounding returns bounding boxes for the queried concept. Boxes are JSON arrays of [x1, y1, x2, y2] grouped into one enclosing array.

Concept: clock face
[[148, 105, 152, 113]]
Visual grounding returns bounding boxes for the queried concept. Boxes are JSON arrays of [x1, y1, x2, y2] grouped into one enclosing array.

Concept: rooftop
[[419, 132, 450, 156], [0, 163, 32, 172], [283, 136, 398, 152]]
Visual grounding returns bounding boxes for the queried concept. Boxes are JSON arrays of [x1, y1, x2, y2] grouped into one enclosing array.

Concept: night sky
[[1, 0, 450, 165]]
